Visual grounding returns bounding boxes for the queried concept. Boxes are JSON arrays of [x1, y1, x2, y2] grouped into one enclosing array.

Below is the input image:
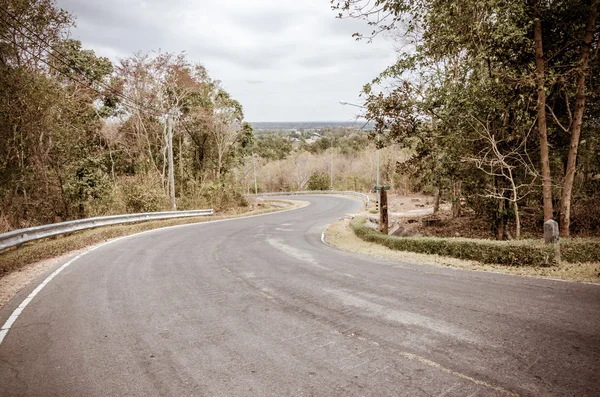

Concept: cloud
[[56, 0, 396, 121]]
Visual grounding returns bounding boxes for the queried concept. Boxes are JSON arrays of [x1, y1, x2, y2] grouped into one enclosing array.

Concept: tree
[[467, 117, 539, 239], [529, 0, 553, 222], [558, 0, 599, 236], [332, 0, 600, 237], [255, 135, 293, 160], [307, 171, 330, 191]]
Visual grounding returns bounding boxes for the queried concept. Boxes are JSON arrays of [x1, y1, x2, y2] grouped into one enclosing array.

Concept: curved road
[[0, 196, 599, 396]]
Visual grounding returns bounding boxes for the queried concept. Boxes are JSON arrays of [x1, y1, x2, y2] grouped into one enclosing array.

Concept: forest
[[0, 0, 254, 232]]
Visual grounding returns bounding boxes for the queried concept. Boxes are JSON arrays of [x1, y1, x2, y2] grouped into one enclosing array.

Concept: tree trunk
[[433, 176, 441, 214], [162, 122, 168, 193], [167, 115, 176, 211], [559, 0, 598, 237], [252, 153, 258, 195], [216, 151, 223, 179], [530, 0, 554, 221], [451, 179, 461, 218], [179, 135, 184, 196], [496, 197, 505, 241], [52, 162, 69, 219], [514, 199, 521, 240]]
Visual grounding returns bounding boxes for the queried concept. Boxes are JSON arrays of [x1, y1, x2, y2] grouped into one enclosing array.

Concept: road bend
[[0, 195, 598, 396]]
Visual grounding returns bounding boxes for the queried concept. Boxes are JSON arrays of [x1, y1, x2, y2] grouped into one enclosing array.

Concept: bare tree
[[204, 90, 244, 178], [467, 117, 539, 239]]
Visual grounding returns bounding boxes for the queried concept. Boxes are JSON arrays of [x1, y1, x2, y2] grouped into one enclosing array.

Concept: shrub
[[178, 178, 248, 212], [351, 216, 557, 266], [570, 196, 600, 236], [120, 174, 169, 213], [560, 238, 600, 263], [307, 171, 330, 191], [421, 185, 436, 196]]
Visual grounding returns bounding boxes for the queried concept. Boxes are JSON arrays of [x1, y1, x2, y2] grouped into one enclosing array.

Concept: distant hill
[[250, 121, 373, 131]]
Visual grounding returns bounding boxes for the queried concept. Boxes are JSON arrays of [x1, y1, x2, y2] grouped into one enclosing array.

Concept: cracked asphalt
[[0, 195, 599, 396]]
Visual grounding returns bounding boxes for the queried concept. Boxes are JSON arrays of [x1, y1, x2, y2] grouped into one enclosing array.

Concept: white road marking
[[267, 237, 331, 270], [320, 223, 337, 249], [324, 288, 479, 344], [0, 236, 128, 345], [397, 352, 519, 396], [0, 202, 310, 347]]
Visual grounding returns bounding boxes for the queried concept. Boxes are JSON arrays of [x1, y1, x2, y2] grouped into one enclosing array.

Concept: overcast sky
[[55, 0, 395, 122]]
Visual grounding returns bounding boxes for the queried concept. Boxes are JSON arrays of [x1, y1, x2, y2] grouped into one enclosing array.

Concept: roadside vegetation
[[324, 218, 600, 283], [352, 216, 600, 267], [1, 0, 253, 233]]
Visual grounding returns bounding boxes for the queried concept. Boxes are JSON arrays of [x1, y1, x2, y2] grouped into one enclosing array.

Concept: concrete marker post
[[544, 219, 561, 264]]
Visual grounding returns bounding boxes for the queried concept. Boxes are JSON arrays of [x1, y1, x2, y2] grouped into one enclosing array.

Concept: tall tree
[[559, 0, 599, 236], [529, 0, 553, 221]]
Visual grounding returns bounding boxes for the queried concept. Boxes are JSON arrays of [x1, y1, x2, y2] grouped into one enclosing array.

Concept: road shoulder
[[324, 217, 600, 284]]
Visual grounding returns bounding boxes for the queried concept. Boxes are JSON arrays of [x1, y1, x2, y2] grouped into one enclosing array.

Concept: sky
[[55, 0, 396, 122]]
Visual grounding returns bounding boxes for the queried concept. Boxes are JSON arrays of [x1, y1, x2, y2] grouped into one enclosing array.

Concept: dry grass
[[0, 200, 306, 277], [325, 218, 600, 284]]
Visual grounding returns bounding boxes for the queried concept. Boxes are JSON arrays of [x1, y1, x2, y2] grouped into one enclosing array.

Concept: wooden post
[[380, 188, 388, 235]]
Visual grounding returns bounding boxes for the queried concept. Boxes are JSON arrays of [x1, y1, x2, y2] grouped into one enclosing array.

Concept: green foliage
[[255, 135, 293, 160], [307, 171, 330, 191], [120, 176, 169, 213], [351, 217, 558, 266], [421, 185, 436, 196], [64, 157, 111, 217], [560, 239, 600, 264], [51, 39, 113, 83]]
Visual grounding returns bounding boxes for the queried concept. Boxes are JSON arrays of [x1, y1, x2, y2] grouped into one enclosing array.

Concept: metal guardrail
[[247, 190, 370, 210], [0, 209, 214, 251]]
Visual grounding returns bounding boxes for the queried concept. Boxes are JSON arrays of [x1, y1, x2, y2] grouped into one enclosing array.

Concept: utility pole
[[167, 112, 176, 211], [252, 152, 258, 195], [375, 133, 380, 209]]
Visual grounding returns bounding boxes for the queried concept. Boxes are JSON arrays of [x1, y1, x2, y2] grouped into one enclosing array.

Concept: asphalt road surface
[[0, 195, 599, 396]]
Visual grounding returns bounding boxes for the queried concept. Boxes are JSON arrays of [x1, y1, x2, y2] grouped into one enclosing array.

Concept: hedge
[[560, 238, 600, 263], [351, 217, 558, 267]]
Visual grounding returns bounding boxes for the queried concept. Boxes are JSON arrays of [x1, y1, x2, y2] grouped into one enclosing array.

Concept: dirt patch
[[390, 209, 491, 239], [365, 194, 484, 238], [0, 250, 87, 309], [324, 218, 600, 284], [0, 199, 307, 310]]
